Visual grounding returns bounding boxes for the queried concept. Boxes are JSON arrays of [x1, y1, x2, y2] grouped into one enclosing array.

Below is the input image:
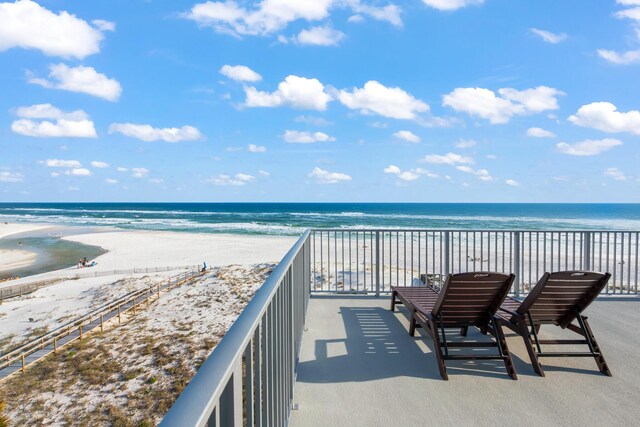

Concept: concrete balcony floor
[[290, 295, 640, 426]]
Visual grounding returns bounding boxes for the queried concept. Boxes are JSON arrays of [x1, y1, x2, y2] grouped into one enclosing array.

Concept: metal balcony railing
[[161, 228, 638, 427], [161, 230, 311, 427], [310, 229, 640, 296]]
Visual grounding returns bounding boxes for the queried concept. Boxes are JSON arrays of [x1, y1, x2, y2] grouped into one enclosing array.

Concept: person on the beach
[[82, 257, 87, 267]]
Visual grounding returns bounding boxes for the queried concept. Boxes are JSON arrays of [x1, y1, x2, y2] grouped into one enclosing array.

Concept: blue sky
[[1, 0, 640, 202]]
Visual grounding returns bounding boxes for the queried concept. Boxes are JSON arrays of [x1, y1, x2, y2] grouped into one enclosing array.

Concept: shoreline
[[0, 222, 296, 285], [0, 249, 37, 272]]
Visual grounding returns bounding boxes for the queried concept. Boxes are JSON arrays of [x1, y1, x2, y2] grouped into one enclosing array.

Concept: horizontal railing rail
[[0, 267, 202, 378], [0, 264, 200, 301], [310, 229, 640, 296], [0, 278, 65, 302], [161, 230, 311, 427]]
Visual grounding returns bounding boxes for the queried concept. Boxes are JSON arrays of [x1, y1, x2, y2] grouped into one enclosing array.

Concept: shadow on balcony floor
[[291, 296, 640, 426]]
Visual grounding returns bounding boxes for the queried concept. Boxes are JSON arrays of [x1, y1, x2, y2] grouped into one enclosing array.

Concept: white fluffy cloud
[[131, 168, 149, 178], [384, 165, 401, 174], [393, 130, 420, 143], [91, 161, 109, 168], [421, 0, 484, 11], [245, 75, 332, 110], [421, 152, 474, 165], [615, 2, 640, 21], [597, 48, 640, 65], [184, 0, 401, 37], [338, 81, 429, 120], [28, 64, 122, 101], [219, 64, 262, 82], [308, 167, 351, 184], [65, 168, 91, 176], [597, 3, 640, 64], [556, 138, 623, 156], [505, 179, 520, 186], [206, 173, 255, 186], [92, 19, 116, 32], [184, 0, 334, 36], [295, 115, 332, 126], [0, 0, 111, 58], [443, 86, 563, 124], [456, 165, 492, 181], [526, 127, 556, 138], [105, 178, 118, 184], [568, 102, 640, 135], [11, 103, 97, 138], [248, 144, 266, 152], [109, 123, 203, 142], [530, 28, 567, 43], [384, 165, 438, 181], [0, 171, 23, 183], [283, 130, 335, 143], [604, 167, 627, 181], [294, 26, 345, 46], [454, 139, 476, 148], [42, 159, 82, 168], [351, 2, 401, 26]]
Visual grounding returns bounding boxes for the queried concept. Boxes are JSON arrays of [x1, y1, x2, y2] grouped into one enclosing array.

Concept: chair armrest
[[498, 307, 521, 318]]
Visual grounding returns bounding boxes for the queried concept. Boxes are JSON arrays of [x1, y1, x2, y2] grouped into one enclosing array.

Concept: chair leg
[[460, 326, 468, 337], [429, 319, 449, 380], [390, 291, 397, 311], [409, 310, 417, 337], [516, 319, 545, 377], [581, 317, 612, 377], [494, 321, 517, 380]]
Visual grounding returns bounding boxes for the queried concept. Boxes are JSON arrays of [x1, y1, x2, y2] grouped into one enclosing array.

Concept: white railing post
[[444, 231, 451, 278], [513, 231, 521, 298], [375, 231, 381, 297], [583, 231, 592, 271]]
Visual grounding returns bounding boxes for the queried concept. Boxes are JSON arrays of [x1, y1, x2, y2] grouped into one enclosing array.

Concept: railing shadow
[[297, 304, 533, 383]]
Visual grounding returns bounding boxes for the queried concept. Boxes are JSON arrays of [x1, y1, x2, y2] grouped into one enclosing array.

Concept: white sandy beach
[[0, 249, 37, 273], [0, 221, 295, 424], [0, 223, 53, 274], [0, 222, 296, 351]]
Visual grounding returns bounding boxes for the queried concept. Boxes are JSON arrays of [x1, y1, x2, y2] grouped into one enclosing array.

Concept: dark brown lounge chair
[[496, 271, 612, 377], [391, 273, 517, 380]]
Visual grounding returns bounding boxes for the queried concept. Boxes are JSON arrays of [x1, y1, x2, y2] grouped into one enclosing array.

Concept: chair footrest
[[440, 342, 498, 348], [537, 340, 588, 345], [443, 355, 507, 361], [538, 352, 600, 357]]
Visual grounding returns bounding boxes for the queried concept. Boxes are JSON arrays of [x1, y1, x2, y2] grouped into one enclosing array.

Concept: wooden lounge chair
[[391, 272, 517, 380], [496, 271, 612, 377]]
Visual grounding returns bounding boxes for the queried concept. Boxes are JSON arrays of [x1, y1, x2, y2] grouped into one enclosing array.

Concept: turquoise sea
[[1, 203, 640, 235]]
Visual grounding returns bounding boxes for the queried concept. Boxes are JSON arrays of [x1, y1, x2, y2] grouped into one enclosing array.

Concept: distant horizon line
[[1, 202, 640, 205]]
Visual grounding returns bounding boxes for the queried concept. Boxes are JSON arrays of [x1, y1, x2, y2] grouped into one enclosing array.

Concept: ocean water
[[1, 203, 640, 236], [0, 237, 106, 280]]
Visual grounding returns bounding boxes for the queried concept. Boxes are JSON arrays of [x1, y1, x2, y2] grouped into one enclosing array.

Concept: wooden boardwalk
[[0, 269, 202, 380]]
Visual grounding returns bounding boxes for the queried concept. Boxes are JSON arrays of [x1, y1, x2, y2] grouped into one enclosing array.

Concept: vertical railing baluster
[[375, 231, 381, 297], [628, 232, 632, 294], [583, 232, 591, 271], [613, 233, 617, 294], [513, 231, 521, 298], [444, 231, 450, 278], [403, 231, 407, 286]]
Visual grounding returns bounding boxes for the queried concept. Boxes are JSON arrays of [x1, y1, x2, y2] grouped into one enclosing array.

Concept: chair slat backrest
[[517, 271, 610, 328], [432, 272, 515, 326]]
